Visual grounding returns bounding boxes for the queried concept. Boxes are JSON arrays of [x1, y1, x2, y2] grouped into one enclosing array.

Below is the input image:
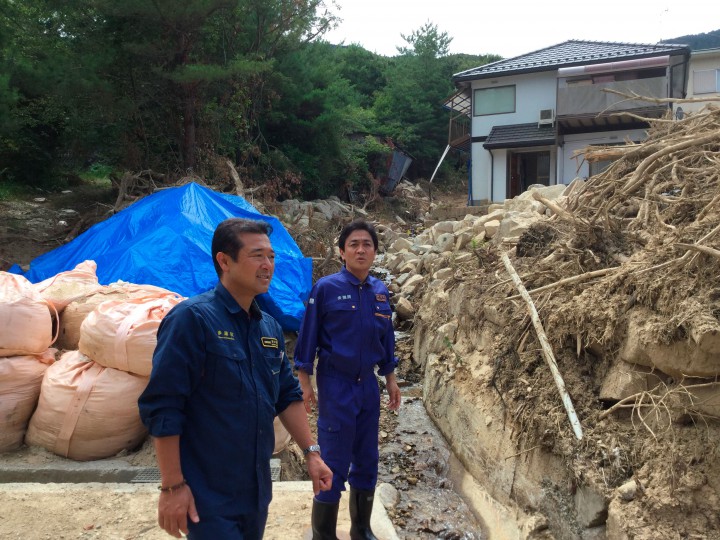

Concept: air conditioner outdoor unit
[[538, 108, 555, 126]]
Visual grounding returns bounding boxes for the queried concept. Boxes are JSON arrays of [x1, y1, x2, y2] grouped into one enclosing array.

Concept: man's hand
[[385, 373, 401, 411], [297, 370, 318, 413], [157, 484, 199, 538], [305, 453, 333, 495]]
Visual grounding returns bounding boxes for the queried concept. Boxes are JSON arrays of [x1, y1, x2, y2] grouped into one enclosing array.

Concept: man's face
[[218, 233, 275, 297], [340, 229, 376, 278]]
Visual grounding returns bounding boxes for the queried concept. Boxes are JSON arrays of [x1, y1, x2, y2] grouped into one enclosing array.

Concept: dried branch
[[501, 253, 583, 440]]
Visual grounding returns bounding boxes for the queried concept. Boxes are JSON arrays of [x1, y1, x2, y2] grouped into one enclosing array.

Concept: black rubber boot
[[311, 498, 339, 540], [349, 487, 378, 540]]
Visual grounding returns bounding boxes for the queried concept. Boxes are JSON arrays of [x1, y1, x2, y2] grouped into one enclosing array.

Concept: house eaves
[[453, 40, 690, 83], [483, 123, 556, 150]]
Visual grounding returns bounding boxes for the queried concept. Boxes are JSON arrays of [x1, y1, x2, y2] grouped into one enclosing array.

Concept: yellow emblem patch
[[261, 337, 279, 349], [217, 330, 235, 340]]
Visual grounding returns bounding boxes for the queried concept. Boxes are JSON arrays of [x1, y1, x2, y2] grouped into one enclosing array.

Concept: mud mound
[[464, 105, 720, 537]]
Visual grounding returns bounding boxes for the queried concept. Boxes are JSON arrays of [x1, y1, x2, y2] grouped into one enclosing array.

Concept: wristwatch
[[303, 444, 321, 457]]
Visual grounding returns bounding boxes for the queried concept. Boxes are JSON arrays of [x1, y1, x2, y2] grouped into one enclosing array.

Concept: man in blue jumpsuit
[[138, 218, 332, 539], [294, 219, 401, 540]]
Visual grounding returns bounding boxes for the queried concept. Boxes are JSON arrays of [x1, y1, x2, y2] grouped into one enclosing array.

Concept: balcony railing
[[557, 76, 668, 117], [448, 114, 470, 150]]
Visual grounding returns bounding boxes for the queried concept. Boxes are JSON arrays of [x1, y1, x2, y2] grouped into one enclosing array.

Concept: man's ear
[[216, 252, 228, 272]]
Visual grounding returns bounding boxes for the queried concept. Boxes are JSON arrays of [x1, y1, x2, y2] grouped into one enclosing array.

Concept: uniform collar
[[215, 282, 263, 320], [340, 265, 368, 286]]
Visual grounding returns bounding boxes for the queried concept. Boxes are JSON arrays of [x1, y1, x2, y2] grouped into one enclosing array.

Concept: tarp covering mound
[[17, 182, 312, 331]]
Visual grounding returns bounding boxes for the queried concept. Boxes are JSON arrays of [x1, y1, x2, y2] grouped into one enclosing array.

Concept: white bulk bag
[[25, 350, 148, 461], [0, 350, 55, 452], [79, 295, 183, 376], [33, 260, 102, 312], [0, 272, 56, 356], [57, 283, 179, 351]]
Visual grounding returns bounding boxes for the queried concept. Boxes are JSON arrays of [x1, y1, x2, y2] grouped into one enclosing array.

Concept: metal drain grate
[[131, 467, 161, 483], [270, 459, 281, 481], [131, 462, 282, 483]]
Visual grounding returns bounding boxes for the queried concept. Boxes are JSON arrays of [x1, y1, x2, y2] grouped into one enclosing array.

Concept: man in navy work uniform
[[294, 219, 401, 540], [138, 218, 332, 539]]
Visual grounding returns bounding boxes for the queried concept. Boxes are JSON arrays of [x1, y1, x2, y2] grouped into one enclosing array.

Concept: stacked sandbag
[[0, 349, 56, 452], [57, 282, 179, 351], [33, 260, 102, 313], [25, 350, 148, 461], [0, 272, 56, 356], [79, 295, 184, 376]]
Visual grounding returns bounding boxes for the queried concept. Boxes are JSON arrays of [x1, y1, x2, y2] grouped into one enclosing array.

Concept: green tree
[[0, 0, 339, 184], [262, 41, 372, 198], [373, 22, 455, 178]]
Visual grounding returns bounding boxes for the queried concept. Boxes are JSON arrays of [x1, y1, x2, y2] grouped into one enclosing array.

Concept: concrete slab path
[[0, 481, 399, 540]]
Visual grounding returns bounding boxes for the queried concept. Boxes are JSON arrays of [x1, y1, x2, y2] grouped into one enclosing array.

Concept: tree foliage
[[0, 3, 502, 195]]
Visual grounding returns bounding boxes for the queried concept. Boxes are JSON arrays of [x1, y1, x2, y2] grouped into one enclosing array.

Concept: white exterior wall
[[560, 129, 647, 182], [470, 72, 557, 203], [684, 49, 720, 114]]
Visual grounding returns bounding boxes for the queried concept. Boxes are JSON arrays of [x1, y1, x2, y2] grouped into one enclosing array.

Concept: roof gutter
[[557, 55, 669, 77]]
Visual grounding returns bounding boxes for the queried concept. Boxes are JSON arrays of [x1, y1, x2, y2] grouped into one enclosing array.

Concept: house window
[[473, 85, 515, 116], [589, 159, 614, 176], [693, 69, 720, 94]]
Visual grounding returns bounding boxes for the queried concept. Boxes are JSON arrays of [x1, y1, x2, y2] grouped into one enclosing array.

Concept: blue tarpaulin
[[17, 182, 312, 331]]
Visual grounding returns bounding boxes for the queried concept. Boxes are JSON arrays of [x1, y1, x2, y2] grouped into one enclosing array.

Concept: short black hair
[[338, 219, 378, 251], [212, 218, 272, 277]]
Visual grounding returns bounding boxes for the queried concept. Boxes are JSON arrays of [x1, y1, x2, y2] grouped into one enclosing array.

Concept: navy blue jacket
[[293, 267, 397, 380], [138, 282, 302, 517]]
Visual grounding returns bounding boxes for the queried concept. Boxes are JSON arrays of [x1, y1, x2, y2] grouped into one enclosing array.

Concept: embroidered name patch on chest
[[261, 337, 279, 349]]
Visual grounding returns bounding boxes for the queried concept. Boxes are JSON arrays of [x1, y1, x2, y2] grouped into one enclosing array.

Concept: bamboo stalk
[[501, 253, 584, 440]]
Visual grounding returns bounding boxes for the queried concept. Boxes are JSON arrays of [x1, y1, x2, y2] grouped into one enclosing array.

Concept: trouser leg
[[187, 509, 268, 540], [315, 375, 358, 504], [348, 378, 380, 492]]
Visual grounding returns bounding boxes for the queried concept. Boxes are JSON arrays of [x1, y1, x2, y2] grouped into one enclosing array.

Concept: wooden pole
[[501, 253, 584, 440]]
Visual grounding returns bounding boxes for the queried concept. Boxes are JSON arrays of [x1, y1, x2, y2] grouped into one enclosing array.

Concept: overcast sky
[[322, 0, 719, 59]]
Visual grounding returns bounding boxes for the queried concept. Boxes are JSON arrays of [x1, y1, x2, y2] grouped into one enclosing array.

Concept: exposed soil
[[0, 182, 116, 272]]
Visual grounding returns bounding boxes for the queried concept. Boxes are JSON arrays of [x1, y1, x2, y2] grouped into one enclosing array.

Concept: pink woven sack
[[79, 295, 183, 376], [33, 260, 102, 312], [0, 349, 56, 452], [24, 350, 148, 461], [57, 282, 179, 351], [0, 272, 57, 357], [273, 417, 291, 455]]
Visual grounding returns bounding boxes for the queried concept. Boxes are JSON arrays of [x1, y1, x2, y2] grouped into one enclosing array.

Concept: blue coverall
[[294, 266, 397, 504], [138, 282, 303, 539]]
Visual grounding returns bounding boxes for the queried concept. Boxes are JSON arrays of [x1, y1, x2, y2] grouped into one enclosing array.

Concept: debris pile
[[380, 105, 720, 538]]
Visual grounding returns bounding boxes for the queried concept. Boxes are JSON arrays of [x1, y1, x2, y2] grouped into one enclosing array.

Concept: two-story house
[[446, 40, 691, 204], [681, 47, 720, 116]]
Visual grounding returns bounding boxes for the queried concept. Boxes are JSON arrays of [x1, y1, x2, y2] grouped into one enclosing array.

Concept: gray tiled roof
[[454, 40, 690, 82], [483, 123, 556, 150]]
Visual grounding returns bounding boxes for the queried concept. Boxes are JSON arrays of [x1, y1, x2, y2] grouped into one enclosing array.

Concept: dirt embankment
[[406, 105, 720, 539]]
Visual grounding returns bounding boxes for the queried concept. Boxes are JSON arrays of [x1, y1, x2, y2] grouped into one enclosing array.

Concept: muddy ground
[[0, 181, 486, 539]]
